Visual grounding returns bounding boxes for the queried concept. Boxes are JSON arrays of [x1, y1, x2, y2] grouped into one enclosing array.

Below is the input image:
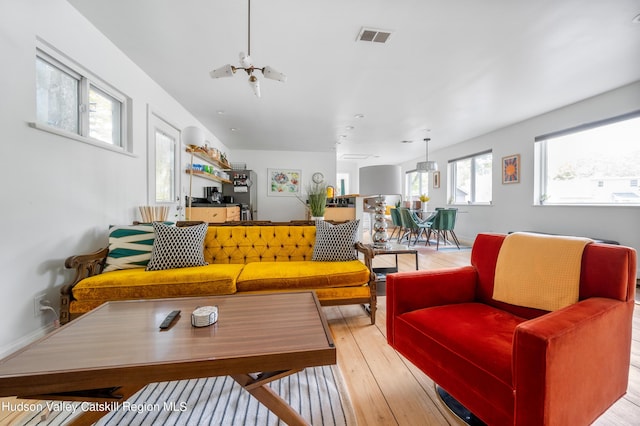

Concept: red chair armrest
[[513, 298, 633, 426], [386, 266, 477, 340]]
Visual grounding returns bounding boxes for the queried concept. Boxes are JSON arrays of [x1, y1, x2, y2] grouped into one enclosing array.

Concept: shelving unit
[[186, 149, 231, 171], [185, 170, 231, 184], [185, 148, 232, 184], [185, 147, 233, 220]]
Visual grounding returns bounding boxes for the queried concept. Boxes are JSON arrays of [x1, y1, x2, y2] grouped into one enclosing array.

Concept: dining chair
[[429, 208, 460, 249], [389, 208, 403, 241], [399, 207, 430, 245]]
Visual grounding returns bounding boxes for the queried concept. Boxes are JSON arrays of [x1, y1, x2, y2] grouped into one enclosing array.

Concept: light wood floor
[[325, 242, 640, 425]]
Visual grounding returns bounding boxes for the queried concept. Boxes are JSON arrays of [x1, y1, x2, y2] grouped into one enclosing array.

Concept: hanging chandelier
[[209, 0, 287, 97], [416, 138, 438, 173]]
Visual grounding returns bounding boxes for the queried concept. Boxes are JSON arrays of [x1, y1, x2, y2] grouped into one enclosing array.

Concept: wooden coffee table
[[0, 292, 335, 426]]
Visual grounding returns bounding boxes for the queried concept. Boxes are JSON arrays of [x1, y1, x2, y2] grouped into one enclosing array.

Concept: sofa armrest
[[354, 242, 375, 279], [354, 242, 379, 324], [513, 297, 634, 425], [60, 247, 108, 324], [386, 266, 478, 340]]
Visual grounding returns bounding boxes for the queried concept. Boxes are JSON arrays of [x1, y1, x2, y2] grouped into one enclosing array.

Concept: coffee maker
[[204, 186, 222, 203]]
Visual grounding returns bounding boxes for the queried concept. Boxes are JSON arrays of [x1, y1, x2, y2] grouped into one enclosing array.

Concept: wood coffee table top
[[0, 292, 336, 397]]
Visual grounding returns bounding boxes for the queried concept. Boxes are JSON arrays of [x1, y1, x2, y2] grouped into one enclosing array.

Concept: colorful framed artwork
[[502, 154, 520, 184], [268, 169, 301, 196], [433, 171, 441, 189]]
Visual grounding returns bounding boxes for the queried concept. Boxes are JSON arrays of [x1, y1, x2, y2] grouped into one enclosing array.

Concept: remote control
[[159, 310, 181, 329]]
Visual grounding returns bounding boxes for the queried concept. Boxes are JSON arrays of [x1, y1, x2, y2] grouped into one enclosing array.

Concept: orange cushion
[[204, 226, 316, 263], [72, 264, 242, 301], [236, 260, 370, 292]]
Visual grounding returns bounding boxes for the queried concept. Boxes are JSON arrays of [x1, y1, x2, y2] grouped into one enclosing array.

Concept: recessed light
[[633, 13, 640, 24], [401, 140, 413, 144], [346, 126, 355, 131], [354, 114, 365, 119], [230, 128, 237, 132], [217, 110, 225, 115]]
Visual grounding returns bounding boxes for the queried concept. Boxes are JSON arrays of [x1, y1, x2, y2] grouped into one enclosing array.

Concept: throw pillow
[[104, 224, 156, 272], [312, 220, 360, 261], [146, 222, 208, 271]]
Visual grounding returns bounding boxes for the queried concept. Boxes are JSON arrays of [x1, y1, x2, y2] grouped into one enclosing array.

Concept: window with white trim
[[35, 43, 130, 152], [148, 112, 180, 205], [448, 150, 492, 204], [534, 111, 640, 205], [405, 170, 429, 201]]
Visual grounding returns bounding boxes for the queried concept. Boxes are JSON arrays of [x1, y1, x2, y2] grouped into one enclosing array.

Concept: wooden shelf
[[185, 148, 231, 170], [185, 170, 232, 184]]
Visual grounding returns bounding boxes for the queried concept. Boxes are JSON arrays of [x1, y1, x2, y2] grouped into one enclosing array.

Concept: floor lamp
[[359, 165, 402, 249]]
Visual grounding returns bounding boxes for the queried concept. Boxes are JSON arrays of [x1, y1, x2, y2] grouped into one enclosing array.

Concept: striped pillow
[[103, 224, 157, 272]]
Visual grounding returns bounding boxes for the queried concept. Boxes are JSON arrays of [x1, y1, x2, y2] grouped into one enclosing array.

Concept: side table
[[363, 243, 419, 315]]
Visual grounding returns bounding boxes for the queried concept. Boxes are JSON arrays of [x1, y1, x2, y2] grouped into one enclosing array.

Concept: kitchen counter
[[186, 205, 241, 222], [189, 203, 241, 208], [324, 206, 355, 221]]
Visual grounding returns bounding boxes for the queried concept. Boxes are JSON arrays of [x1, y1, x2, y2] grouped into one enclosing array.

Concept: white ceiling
[[67, 0, 640, 167]]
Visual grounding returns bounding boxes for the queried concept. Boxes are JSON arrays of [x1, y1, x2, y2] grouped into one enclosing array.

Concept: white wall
[[400, 81, 640, 275], [230, 149, 337, 221], [0, 0, 229, 355]]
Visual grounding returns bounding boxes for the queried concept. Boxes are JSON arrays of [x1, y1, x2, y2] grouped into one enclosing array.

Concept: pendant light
[[416, 138, 438, 173]]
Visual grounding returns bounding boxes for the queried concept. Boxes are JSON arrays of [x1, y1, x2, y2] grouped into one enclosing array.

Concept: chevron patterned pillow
[[312, 220, 360, 261], [146, 222, 208, 271], [104, 224, 157, 272]]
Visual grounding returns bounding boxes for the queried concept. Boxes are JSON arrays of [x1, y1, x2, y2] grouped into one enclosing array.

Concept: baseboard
[[0, 323, 56, 359]]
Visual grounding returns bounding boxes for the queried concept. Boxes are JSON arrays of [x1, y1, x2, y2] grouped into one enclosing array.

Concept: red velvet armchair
[[387, 233, 636, 425]]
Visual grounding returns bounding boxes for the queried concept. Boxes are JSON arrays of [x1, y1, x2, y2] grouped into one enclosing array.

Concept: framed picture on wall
[[268, 169, 302, 196], [433, 171, 441, 189], [502, 154, 520, 184]]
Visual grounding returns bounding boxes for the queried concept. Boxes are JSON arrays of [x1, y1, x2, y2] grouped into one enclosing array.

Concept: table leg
[[55, 384, 145, 426], [232, 371, 309, 426]]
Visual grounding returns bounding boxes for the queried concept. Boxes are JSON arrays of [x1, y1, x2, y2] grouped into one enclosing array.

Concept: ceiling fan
[[209, 0, 287, 97]]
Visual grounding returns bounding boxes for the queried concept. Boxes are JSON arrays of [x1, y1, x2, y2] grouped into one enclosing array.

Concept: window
[[89, 85, 122, 145], [35, 43, 130, 152], [448, 151, 492, 204], [154, 130, 176, 203], [534, 111, 640, 205], [405, 170, 429, 201], [35, 55, 79, 134], [149, 112, 180, 205]]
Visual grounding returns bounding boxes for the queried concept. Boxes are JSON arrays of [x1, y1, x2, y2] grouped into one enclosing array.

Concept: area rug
[[14, 365, 356, 426]]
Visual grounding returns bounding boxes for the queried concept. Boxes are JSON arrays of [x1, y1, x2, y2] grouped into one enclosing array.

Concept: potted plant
[[306, 182, 328, 219]]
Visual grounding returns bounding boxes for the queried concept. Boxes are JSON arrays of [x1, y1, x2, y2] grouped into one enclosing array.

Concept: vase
[[311, 216, 324, 221], [422, 203, 428, 212]]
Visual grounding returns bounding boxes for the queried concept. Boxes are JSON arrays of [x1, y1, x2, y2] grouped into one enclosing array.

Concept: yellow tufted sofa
[[60, 222, 377, 325]]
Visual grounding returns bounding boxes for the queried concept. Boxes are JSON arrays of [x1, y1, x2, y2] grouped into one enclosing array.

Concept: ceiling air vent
[[357, 27, 392, 44]]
